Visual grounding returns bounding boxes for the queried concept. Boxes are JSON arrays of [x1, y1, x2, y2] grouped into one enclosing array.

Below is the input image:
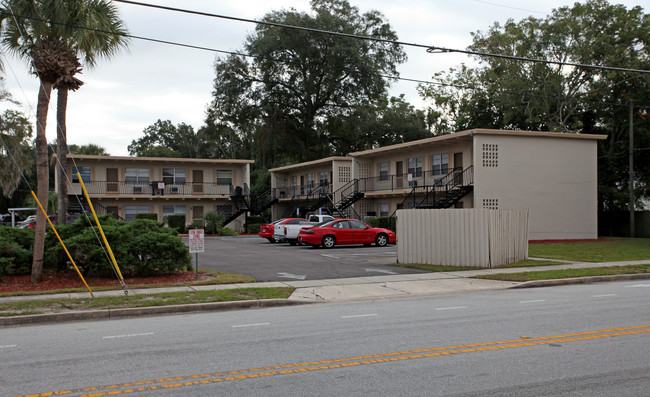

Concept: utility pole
[[629, 101, 634, 238]]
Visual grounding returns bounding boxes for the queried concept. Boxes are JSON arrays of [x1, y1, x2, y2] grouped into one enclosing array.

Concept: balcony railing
[[356, 169, 460, 194], [273, 182, 331, 200], [70, 181, 233, 197]]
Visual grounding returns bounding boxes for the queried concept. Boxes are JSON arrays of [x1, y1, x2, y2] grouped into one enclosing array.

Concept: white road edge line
[[435, 306, 467, 311], [1, 344, 18, 348], [341, 313, 379, 319], [519, 300, 546, 304], [232, 323, 271, 328], [593, 294, 617, 297], [103, 332, 155, 339]]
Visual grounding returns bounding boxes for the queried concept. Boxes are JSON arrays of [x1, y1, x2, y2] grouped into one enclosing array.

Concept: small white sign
[[407, 173, 413, 182], [189, 229, 204, 253], [158, 182, 165, 190]]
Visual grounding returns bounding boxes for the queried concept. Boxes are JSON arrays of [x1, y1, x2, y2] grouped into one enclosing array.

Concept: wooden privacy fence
[[396, 209, 529, 268]]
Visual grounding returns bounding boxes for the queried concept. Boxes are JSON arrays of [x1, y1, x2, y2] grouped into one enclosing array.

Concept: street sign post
[[189, 229, 204, 279]]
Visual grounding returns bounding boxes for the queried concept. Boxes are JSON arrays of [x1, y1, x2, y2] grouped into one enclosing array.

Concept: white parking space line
[[1, 344, 18, 349], [232, 323, 271, 328], [626, 284, 650, 288], [435, 306, 467, 311], [320, 254, 340, 259], [593, 294, 617, 298], [341, 313, 379, 319], [103, 332, 155, 339], [519, 300, 546, 304]]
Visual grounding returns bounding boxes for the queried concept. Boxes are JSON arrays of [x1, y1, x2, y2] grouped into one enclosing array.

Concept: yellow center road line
[[17, 324, 650, 397]]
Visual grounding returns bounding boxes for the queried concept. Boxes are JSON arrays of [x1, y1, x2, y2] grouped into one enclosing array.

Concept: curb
[[0, 299, 314, 327], [510, 273, 650, 288]]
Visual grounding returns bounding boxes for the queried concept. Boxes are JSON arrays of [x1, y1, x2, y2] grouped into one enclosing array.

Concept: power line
[[111, 0, 650, 75], [2, 9, 648, 113]]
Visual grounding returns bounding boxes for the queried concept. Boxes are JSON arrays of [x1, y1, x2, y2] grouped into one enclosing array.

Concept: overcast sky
[[1, 0, 645, 156]]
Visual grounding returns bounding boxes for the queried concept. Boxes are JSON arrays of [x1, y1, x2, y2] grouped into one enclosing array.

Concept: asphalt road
[[3, 280, 649, 396], [188, 235, 426, 281]]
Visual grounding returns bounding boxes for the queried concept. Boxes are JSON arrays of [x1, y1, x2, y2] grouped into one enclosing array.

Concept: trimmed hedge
[[167, 214, 186, 233]]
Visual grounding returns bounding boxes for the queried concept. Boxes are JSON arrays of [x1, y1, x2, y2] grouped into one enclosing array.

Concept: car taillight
[[284, 226, 288, 235]]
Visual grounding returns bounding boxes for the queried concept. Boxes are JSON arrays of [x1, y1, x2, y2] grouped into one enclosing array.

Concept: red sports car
[[297, 219, 396, 248], [259, 218, 301, 242]]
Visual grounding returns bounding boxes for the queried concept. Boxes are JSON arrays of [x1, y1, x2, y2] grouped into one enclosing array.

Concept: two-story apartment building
[[61, 155, 254, 230], [269, 129, 607, 240], [269, 157, 354, 220]]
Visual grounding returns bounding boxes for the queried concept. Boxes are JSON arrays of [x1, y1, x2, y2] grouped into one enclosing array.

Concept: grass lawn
[[0, 287, 295, 317], [529, 238, 650, 262], [477, 264, 650, 282], [395, 238, 650, 281]]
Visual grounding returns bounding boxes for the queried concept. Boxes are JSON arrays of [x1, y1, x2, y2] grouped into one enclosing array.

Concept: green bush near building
[[364, 216, 396, 231], [0, 227, 34, 277], [166, 214, 186, 233], [44, 216, 192, 277], [135, 213, 158, 221]]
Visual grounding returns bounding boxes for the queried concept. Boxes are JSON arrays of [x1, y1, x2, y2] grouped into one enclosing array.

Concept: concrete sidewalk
[[1, 259, 649, 326]]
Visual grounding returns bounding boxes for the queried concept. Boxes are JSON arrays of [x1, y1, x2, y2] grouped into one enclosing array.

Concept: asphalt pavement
[[1, 259, 649, 327]]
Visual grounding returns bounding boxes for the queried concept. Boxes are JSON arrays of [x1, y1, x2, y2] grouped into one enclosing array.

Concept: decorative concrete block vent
[[396, 209, 529, 268]]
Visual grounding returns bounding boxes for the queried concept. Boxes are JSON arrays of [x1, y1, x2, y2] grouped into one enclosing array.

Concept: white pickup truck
[[273, 215, 334, 245]]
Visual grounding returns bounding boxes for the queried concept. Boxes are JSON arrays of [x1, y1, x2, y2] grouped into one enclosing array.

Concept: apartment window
[[125, 205, 150, 221], [71, 166, 91, 183], [319, 171, 328, 186], [432, 153, 449, 176], [163, 205, 186, 219], [125, 168, 149, 184], [407, 157, 422, 177], [216, 170, 233, 185], [306, 173, 315, 188], [162, 168, 186, 185], [380, 203, 389, 217], [379, 162, 388, 181], [291, 176, 297, 187]]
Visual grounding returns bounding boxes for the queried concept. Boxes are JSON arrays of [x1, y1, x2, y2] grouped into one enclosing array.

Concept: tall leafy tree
[[0, 0, 128, 282], [0, 86, 34, 199], [419, 0, 650, 211], [206, 0, 406, 169], [69, 142, 109, 155]]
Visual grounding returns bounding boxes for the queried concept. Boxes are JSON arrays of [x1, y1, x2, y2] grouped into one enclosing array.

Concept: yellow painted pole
[[30, 191, 94, 297], [77, 173, 126, 285]]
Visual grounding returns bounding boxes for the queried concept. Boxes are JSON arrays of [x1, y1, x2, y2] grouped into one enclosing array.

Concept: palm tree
[[0, 0, 128, 283], [53, 0, 128, 225]]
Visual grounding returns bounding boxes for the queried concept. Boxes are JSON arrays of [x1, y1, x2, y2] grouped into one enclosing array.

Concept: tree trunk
[[56, 87, 69, 225], [32, 80, 53, 284]]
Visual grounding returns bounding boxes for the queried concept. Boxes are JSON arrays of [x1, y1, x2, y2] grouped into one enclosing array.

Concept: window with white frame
[[407, 157, 422, 177], [125, 205, 150, 221], [319, 171, 328, 186], [432, 153, 449, 176], [162, 168, 186, 185], [380, 203, 389, 217], [71, 166, 91, 183], [163, 205, 186, 219], [125, 168, 149, 184], [306, 173, 315, 188], [379, 162, 388, 181], [216, 170, 233, 185]]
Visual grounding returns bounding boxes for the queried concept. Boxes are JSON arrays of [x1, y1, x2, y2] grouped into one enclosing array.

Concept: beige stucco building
[[269, 156, 353, 220], [269, 129, 606, 240], [59, 155, 254, 230]]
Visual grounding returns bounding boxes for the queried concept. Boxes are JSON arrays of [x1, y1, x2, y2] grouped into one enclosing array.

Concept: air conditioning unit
[[133, 186, 142, 194], [171, 187, 179, 193]]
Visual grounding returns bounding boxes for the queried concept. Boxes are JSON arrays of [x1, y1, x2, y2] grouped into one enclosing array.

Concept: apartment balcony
[[358, 169, 469, 197], [68, 180, 233, 198]]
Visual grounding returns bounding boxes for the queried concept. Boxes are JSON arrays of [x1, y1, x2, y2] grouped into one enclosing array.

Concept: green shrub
[[0, 227, 34, 276], [247, 223, 261, 234], [204, 210, 224, 234], [364, 216, 395, 231], [135, 213, 158, 221], [167, 214, 186, 233], [216, 226, 238, 236], [45, 218, 192, 277]]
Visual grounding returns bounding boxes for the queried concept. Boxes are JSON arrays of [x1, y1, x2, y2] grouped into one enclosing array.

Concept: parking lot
[[188, 236, 427, 282]]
